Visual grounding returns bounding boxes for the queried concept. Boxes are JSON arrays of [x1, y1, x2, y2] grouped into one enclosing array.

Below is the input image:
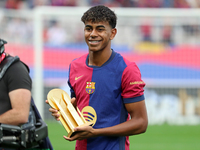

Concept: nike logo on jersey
[[75, 75, 83, 80]]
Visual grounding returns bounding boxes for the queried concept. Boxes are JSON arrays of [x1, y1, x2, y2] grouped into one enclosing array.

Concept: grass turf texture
[[46, 121, 200, 150]]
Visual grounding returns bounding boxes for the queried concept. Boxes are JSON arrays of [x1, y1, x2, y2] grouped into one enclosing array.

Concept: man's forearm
[[94, 117, 147, 137], [0, 109, 29, 125]]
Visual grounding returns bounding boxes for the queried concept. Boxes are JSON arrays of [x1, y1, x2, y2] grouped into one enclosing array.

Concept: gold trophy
[[47, 89, 97, 137]]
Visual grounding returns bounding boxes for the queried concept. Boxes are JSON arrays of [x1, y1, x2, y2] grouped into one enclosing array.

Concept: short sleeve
[[5, 61, 32, 92], [121, 62, 145, 103]]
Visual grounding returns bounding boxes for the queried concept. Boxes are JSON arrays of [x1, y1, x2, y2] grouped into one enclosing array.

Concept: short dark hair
[[81, 5, 117, 28]]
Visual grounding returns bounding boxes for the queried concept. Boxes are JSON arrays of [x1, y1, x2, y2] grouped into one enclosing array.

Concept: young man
[[48, 5, 148, 150]]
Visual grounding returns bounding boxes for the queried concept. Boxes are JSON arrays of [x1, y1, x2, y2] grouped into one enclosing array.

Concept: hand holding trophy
[[47, 89, 97, 137]]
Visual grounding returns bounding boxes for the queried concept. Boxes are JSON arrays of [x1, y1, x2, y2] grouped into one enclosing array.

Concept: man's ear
[[110, 28, 117, 40]]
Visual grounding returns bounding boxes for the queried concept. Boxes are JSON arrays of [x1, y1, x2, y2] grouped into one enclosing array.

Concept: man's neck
[[88, 49, 112, 66]]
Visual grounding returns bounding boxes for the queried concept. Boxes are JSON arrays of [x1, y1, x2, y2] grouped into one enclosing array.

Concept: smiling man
[[48, 5, 148, 150]]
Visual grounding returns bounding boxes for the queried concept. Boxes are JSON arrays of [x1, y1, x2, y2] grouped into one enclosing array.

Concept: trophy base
[[67, 122, 93, 138]]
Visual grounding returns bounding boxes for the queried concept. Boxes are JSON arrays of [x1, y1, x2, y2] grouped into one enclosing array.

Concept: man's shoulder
[[71, 53, 88, 64], [114, 51, 136, 66], [5, 57, 29, 75], [0, 56, 20, 79]]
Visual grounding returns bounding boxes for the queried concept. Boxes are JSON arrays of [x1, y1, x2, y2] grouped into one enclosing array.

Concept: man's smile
[[88, 40, 101, 44]]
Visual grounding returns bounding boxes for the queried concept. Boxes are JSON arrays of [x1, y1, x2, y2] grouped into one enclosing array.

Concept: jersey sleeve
[[5, 61, 32, 92], [68, 63, 76, 98], [68, 80, 76, 98], [121, 62, 145, 103]]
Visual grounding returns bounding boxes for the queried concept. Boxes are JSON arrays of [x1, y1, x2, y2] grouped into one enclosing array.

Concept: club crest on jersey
[[86, 82, 95, 94]]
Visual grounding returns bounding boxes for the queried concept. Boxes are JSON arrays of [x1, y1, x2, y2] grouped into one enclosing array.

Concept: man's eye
[[98, 28, 103, 31], [85, 28, 91, 31]]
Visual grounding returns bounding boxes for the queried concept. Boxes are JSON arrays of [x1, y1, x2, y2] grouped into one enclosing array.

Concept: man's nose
[[90, 29, 98, 37]]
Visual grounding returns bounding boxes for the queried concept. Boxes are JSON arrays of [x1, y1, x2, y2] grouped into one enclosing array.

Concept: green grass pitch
[[46, 121, 200, 150]]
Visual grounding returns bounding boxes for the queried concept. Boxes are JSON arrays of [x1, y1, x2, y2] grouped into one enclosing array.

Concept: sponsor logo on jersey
[[130, 81, 144, 85], [81, 106, 97, 126], [86, 82, 95, 94]]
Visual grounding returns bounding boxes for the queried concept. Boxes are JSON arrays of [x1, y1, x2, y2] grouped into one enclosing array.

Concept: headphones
[[0, 39, 7, 55]]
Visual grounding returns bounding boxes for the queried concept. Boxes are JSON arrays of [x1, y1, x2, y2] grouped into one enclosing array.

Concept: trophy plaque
[[47, 88, 97, 137]]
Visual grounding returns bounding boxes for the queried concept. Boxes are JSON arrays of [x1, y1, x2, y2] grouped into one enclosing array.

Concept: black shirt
[[0, 56, 32, 115]]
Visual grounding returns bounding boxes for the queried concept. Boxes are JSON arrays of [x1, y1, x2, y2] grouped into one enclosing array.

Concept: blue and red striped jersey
[[68, 50, 145, 150]]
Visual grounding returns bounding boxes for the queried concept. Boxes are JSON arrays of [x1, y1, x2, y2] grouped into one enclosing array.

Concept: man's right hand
[[71, 97, 77, 109], [45, 100, 60, 121]]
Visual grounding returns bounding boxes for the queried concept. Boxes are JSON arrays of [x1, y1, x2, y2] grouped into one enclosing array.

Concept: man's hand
[[45, 100, 60, 121], [71, 97, 77, 108], [63, 125, 95, 141]]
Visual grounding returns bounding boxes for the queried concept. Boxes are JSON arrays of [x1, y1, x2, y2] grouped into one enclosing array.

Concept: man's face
[[84, 21, 116, 52]]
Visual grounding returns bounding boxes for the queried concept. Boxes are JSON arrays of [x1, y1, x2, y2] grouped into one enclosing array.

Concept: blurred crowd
[[1, 0, 200, 9], [1, 0, 200, 48]]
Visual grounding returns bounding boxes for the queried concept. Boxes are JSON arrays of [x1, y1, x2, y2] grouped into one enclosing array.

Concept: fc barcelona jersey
[[68, 50, 145, 150]]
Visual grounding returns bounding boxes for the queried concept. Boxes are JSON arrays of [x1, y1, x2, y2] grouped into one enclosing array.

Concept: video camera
[[0, 119, 48, 149]]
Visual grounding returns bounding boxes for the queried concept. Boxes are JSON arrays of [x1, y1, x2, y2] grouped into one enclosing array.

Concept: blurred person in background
[[5, 18, 32, 44], [5, 0, 22, 9], [51, 0, 78, 6], [88, 0, 102, 6], [161, 0, 174, 8], [136, 0, 162, 8], [140, 24, 152, 42], [183, 0, 200, 8], [47, 5, 148, 150], [27, 0, 50, 9], [103, 0, 121, 7], [115, 0, 135, 7], [174, 0, 190, 8], [46, 20, 67, 46], [162, 25, 173, 46]]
